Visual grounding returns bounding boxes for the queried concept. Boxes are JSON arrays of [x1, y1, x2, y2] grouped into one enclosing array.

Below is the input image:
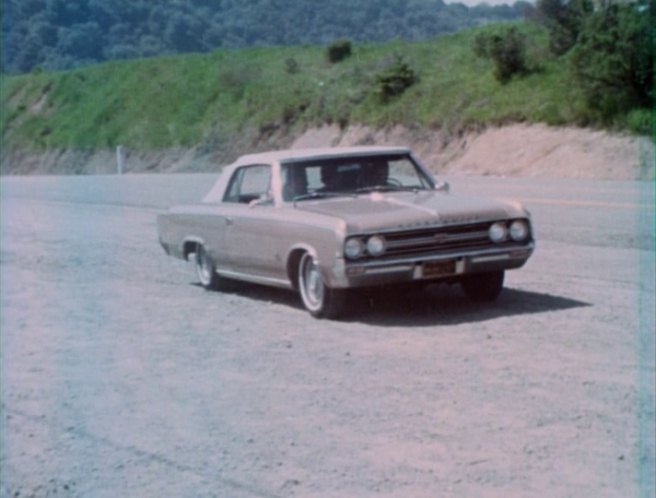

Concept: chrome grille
[[375, 221, 525, 260]]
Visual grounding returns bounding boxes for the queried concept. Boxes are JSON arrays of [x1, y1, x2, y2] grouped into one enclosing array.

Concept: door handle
[[225, 217, 234, 226]]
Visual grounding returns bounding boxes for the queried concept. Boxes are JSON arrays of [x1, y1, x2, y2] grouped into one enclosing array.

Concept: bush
[[285, 57, 300, 74], [570, 2, 653, 123], [374, 55, 417, 101], [534, 0, 594, 55], [625, 109, 652, 135], [473, 27, 528, 83], [326, 39, 352, 63]]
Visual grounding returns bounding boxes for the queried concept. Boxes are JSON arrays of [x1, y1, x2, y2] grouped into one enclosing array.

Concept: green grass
[[0, 22, 647, 153]]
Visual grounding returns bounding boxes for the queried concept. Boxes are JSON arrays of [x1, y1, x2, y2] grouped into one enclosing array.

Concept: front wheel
[[298, 253, 346, 319], [461, 271, 505, 302], [195, 244, 223, 290]]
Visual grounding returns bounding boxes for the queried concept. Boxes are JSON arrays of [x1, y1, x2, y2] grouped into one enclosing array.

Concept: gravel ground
[[1, 174, 654, 497]]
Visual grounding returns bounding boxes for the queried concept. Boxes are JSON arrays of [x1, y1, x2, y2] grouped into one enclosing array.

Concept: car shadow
[[191, 280, 304, 310], [193, 280, 591, 327], [345, 284, 591, 327]]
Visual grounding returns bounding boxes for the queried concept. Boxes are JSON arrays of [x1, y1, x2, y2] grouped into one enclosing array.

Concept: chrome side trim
[[216, 269, 293, 290]]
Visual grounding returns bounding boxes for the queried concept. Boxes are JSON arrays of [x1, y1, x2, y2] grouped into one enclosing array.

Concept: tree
[[88, 0, 118, 30], [571, 1, 653, 121], [11, 32, 45, 73], [103, 44, 139, 61], [46, 0, 90, 26], [29, 16, 59, 46], [534, 0, 593, 55], [56, 22, 103, 61], [1, 0, 526, 73], [19, 0, 47, 18], [164, 13, 205, 53], [139, 35, 166, 58]]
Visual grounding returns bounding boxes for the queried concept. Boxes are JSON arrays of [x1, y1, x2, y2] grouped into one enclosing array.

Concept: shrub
[[625, 109, 652, 136], [374, 55, 417, 101], [285, 57, 300, 74], [326, 39, 352, 63], [570, 2, 653, 123], [473, 27, 528, 83], [533, 0, 594, 55]]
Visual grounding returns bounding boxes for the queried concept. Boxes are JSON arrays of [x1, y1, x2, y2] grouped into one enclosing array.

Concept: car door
[[220, 164, 284, 281]]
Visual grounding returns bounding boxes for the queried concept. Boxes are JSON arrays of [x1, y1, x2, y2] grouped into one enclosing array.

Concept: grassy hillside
[[0, 22, 646, 156]]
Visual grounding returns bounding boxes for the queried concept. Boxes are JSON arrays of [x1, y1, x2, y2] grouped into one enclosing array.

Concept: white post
[[116, 145, 125, 175]]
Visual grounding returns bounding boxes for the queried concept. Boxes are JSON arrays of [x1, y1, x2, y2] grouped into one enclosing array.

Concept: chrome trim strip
[[364, 265, 413, 275], [471, 254, 511, 263], [353, 243, 535, 270], [216, 269, 293, 289], [352, 219, 522, 237]]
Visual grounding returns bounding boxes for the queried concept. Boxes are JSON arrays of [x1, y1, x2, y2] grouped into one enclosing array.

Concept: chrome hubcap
[[301, 255, 324, 310], [196, 247, 212, 285]]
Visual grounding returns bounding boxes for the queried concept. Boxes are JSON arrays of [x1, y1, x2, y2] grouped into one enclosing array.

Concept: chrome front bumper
[[327, 243, 535, 288]]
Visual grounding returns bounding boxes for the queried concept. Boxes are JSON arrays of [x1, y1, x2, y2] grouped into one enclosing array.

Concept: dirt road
[[1, 174, 654, 497]]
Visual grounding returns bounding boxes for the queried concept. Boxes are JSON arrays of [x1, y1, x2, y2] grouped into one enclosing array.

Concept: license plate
[[421, 260, 456, 278]]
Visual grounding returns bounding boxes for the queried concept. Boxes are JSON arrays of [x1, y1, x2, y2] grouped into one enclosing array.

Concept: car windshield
[[281, 154, 433, 202]]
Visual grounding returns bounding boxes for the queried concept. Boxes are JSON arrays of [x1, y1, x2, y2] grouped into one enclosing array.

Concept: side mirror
[[435, 180, 450, 193]]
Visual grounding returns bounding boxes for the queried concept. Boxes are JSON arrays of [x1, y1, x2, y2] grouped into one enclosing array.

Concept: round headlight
[[344, 238, 364, 259], [489, 222, 508, 243], [509, 220, 529, 241], [366, 235, 386, 257]]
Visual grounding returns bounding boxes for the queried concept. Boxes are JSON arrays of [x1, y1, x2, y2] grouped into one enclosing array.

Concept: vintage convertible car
[[157, 146, 534, 318]]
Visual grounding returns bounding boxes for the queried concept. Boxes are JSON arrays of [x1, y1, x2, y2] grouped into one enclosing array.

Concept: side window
[[223, 165, 271, 204]]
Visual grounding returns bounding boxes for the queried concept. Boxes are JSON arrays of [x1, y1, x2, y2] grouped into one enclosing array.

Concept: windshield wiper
[[355, 185, 420, 194], [292, 191, 351, 203]]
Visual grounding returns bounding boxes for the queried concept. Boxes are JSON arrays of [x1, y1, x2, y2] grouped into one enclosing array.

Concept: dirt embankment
[[2, 124, 653, 180]]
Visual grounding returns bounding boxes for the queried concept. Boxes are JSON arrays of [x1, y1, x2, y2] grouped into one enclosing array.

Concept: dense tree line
[[1, 0, 528, 74]]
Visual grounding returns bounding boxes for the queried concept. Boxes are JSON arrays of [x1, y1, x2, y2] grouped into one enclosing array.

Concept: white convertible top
[[232, 146, 411, 167], [202, 146, 413, 204]]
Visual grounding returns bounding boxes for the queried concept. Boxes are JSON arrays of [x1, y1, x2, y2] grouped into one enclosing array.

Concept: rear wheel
[[195, 244, 223, 290], [298, 252, 346, 319], [461, 271, 505, 302]]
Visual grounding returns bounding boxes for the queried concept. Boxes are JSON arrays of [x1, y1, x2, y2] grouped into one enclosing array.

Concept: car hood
[[296, 191, 527, 232]]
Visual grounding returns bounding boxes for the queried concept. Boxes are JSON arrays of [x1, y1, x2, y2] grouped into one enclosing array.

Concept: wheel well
[[183, 240, 200, 260], [287, 249, 307, 291]]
